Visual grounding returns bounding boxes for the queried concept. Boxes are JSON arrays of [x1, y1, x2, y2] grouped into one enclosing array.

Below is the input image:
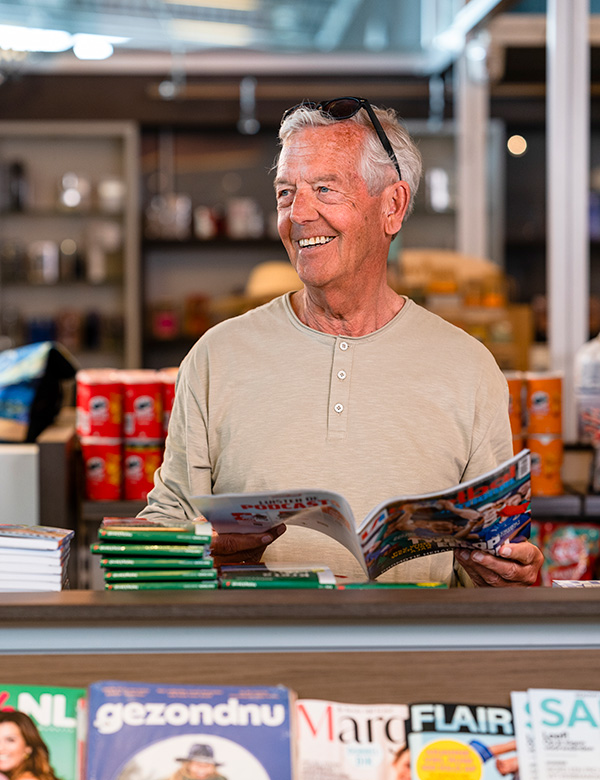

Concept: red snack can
[[157, 368, 177, 437], [525, 371, 563, 435], [123, 439, 165, 500], [80, 436, 122, 501], [76, 369, 123, 438], [122, 370, 164, 440]]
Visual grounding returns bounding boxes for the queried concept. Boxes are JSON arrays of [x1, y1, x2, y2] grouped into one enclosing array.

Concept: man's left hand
[[455, 541, 543, 587]]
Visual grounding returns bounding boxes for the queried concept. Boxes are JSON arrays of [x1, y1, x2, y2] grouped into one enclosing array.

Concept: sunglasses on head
[[281, 96, 402, 181]]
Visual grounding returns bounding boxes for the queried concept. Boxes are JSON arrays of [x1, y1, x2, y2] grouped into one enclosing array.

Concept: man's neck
[[290, 284, 405, 337]]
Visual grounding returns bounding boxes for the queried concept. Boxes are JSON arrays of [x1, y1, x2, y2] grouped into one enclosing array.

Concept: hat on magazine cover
[[177, 744, 222, 765]]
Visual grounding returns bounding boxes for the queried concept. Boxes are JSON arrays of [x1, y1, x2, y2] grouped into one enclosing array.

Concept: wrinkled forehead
[[276, 123, 367, 179]]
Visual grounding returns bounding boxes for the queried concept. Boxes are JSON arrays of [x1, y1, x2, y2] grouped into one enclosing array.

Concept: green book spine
[[105, 581, 218, 591], [104, 569, 217, 581], [100, 556, 214, 569], [220, 580, 336, 589], [98, 528, 212, 544], [90, 543, 209, 557]]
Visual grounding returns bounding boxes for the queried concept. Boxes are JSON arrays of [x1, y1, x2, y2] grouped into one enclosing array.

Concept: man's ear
[[383, 181, 411, 236]]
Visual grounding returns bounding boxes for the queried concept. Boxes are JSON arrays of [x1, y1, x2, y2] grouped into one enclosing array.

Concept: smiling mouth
[[297, 236, 335, 248]]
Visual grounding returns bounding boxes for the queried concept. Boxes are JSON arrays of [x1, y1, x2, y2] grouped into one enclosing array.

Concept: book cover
[[104, 568, 217, 581], [0, 683, 86, 780], [193, 450, 531, 580], [105, 581, 218, 590], [99, 556, 215, 569], [98, 525, 213, 545], [405, 702, 518, 779], [528, 688, 600, 779], [296, 699, 409, 780], [219, 564, 336, 589], [86, 680, 295, 780], [0, 525, 74, 551], [90, 543, 210, 558]]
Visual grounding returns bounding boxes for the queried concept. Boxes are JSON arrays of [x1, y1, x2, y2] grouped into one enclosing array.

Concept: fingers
[[455, 541, 543, 587], [210, 524, 286, 567]]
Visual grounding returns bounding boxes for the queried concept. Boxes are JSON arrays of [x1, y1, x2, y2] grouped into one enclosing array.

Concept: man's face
[[186, 760, 216, 779], [275, 123, 393, 291]]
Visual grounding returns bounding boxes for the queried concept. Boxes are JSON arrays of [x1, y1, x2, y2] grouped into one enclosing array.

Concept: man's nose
[[290, 188, 318, 223]]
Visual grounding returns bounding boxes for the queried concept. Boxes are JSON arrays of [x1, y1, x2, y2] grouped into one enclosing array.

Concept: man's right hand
[[209, 523, 287, 568]]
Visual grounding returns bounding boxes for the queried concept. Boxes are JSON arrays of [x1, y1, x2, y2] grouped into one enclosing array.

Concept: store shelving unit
[[0, 121, 141, 368]]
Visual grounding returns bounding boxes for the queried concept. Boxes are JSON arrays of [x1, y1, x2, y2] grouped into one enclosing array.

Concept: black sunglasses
[[281, 96, 402, 181]]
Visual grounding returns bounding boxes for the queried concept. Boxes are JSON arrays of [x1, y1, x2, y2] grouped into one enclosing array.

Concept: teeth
[[298, 236, 334, 248]]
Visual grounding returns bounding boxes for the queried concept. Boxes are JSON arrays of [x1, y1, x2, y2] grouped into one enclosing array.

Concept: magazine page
[[0, 525, 74, 550], [357, 450, 531, 580], [0, 683, 86, 780], [86, 680, 295, 780], [528, 688, 600, 779], [510, 691, 538, 780], [194, 489, 367, 574], [296, 699, 409, 780], [405, 702, 518, 779]]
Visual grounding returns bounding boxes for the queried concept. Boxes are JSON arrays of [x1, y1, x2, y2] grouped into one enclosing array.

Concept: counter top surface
[[2, 587, 600, 626]]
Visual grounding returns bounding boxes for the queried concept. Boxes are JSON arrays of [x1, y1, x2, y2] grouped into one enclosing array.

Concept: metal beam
[[547, 0, 590, 442]]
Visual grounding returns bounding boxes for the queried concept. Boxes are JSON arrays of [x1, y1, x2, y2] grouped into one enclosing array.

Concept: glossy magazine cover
[[0, 683, 86, 780], [86, 681, 295, 780]]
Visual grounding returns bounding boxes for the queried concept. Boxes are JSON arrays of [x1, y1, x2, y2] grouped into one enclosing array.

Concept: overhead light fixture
[[0, 25, 72, 53], [0, 25, 129, 59], [72, 34, 128, 60]]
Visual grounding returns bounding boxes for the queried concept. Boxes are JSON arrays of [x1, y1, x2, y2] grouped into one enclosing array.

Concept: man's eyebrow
[[274, 173, 343, 187]]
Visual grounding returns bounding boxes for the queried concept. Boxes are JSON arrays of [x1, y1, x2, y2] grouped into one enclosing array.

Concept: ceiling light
[[73, 35, 115, 60], [0, 25, 72, 53]]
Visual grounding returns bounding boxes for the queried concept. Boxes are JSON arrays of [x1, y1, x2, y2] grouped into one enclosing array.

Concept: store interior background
[[2, 0, 600, 554], [1, 0, 583, 370]]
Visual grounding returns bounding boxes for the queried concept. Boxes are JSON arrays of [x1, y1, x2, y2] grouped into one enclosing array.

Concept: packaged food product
[[525, 371, 563, 435], [76, 368, 123, 438], [123, 439, 164, 501], [80, 436, 122, 501], [526, 434, 563, 496], [537, 521, 600, 586], [122, 370, 163, 440]]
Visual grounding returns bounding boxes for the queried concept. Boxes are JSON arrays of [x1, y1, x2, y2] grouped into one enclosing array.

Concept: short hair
[[278, 102, 422, 216]]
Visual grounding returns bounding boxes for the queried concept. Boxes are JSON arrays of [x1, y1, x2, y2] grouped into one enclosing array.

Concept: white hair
[[278, 101, 422, 216]]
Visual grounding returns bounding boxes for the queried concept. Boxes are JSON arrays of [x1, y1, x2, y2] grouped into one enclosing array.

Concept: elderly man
[[141, 96, 542, 587]]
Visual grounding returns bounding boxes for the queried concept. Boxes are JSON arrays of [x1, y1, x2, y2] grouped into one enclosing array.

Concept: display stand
[[1, 589, 599, 704]]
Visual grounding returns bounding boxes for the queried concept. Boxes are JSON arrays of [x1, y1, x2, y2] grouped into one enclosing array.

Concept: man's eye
[[319, 186, 330, 193]]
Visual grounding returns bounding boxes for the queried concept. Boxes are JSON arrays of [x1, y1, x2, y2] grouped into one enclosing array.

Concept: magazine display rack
[[0, 589, 599, 704]]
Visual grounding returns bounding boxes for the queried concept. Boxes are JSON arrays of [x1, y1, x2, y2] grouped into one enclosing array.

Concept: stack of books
[[90, 517, 217, 591], [0, 525, 74, 591]]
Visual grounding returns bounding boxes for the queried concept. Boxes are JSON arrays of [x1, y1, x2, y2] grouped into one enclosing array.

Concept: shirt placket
[[327, 337, 354, 439]]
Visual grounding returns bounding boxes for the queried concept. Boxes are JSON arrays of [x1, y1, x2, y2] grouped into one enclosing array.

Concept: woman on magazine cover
[[0, 711, 60, 780]]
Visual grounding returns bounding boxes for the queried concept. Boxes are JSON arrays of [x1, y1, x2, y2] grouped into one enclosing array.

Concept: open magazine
[[193, 449, 531, 580]]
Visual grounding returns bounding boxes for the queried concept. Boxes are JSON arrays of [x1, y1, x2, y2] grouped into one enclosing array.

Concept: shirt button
[[339, 341, 349, 351], [337, 370, 347, 380], [334, 403, 344, 414]]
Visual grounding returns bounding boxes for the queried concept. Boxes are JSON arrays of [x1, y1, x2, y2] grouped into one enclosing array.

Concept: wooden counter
[[1, 588, 599, 704]]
